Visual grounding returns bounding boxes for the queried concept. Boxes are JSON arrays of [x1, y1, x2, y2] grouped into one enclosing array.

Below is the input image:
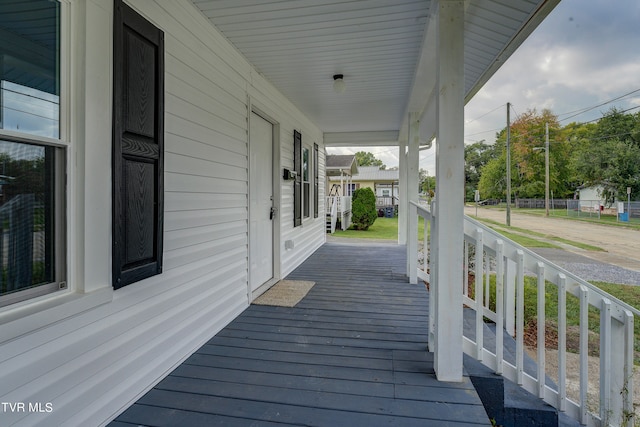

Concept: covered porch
[[110, 242, 490, 426]]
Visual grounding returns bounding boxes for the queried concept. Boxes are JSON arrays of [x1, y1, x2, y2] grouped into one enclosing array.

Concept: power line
[[465, 103, 506, 124], [464, 88, 640, 140], [558, 88, 640, 123]]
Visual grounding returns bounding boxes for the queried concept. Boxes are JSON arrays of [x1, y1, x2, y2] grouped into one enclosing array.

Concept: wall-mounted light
[[333, 74, 346, 94]]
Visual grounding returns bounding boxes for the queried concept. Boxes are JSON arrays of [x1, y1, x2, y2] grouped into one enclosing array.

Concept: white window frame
[[0, 0, 112, 339], [302, 145, 311, 220], [0, 0, 68, 309]]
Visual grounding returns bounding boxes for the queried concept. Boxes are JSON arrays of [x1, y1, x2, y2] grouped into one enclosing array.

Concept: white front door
[[249, 112, 274, 292]]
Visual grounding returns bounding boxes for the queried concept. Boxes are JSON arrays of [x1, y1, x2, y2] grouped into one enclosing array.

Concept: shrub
[[351, 187, 377, 230]]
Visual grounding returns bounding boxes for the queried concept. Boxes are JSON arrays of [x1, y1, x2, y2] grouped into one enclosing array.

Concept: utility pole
[[545, 122, 550, 217], [506, 102, 511, 226]]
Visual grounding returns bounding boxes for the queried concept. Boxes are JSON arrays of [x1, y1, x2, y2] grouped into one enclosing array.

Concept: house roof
[[350, 166, 399, 183], [326, 154, 358, 176], [326, 155, 356, 169], [191, 0, 560, 146]]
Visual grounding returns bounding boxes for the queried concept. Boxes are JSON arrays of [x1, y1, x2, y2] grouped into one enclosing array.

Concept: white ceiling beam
[[398, 5, 438, 143], [323, 131, 400, 147]]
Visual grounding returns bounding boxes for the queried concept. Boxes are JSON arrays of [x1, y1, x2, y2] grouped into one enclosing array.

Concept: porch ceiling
[[191, 0, 559, 146]]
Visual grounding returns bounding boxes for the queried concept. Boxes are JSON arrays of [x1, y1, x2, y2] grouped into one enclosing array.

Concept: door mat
[[252, 280, 315, 307]]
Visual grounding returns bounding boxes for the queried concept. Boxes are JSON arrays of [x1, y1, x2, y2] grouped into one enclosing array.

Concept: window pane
[[303, 183, 310, 218], [0, 139, 55, 299], [0, 0, 60, 138], [302, 148, 309, 182]]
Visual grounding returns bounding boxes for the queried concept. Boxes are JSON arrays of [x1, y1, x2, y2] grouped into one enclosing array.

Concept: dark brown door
[[112, 0, 164, 289]]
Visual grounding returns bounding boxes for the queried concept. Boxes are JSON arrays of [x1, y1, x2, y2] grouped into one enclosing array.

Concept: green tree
[[351, 187, 377, 230], [478, 152, 509, 200], [571, 109, 640, 202], [465, 140, 497, 201], [354, 151, 385, 169], [485, 108, 574, 199], [591, 107, 640, 145], [420, 169, 435, 198]]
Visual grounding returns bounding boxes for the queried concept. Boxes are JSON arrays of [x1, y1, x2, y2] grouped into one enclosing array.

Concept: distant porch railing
[[325, 196, 352, 232], [412, 201, 638, 427], [376, 195, 398, 208]]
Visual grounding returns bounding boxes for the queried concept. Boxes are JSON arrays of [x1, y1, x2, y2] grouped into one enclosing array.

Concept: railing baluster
[[463, 242, 469, 297], [537, 262, 546, 399], [408, 203, 417, 284], [579, 285, 589, 425], [516, 250, 524, 385], [600, 298, 612, 423], [484, 251, 490, 309], [495, 240, 504, 375], [624, 310, 635, 426], [428, 202, 436, 353], [557, 274, 567, 411], [475, 229, 484, 361], [423, 212, 429, 276]]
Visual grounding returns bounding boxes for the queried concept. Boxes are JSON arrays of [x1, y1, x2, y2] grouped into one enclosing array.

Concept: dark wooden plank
[[171, 364, 396, 398], [110, 242, 490, 426], [141, 386, 490, 426], [205, 335, 395, 360], [129, 389, 486, 427], [216, 328, 427, 351], [222, 322, 428, 343], [243, 306, 428, 328], [116, 404, 285, 427], [194, 344, 394, 370], [185, 353, 397, 383], [230, 316, 427, 336]]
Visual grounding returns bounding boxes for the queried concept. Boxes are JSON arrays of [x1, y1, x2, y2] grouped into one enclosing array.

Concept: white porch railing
[[325, 196, 352, 232], [412, 201, 638, 427], [325, 196, 338, 234]]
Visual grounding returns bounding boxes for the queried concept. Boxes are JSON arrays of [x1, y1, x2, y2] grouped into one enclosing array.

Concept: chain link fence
[[515, 198, 640, 222]]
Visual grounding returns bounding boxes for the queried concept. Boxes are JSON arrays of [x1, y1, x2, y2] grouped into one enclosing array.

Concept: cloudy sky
[[328, 0, 640, 176]]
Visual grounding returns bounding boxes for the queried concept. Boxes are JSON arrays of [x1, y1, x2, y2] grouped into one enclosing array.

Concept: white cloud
[[465, 0, 640, 145]]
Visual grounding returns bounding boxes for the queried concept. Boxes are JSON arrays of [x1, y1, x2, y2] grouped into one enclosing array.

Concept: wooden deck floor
[[110, 242, 490, 426]]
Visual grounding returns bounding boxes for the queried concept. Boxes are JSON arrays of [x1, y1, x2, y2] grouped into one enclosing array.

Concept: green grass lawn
[[333, 216, 427, 240]]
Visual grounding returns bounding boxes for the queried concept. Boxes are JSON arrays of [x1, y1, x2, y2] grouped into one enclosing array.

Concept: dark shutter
[[293, 130, 302, 227], [112, 0, 164, 289], [313, 143, 319, 218]]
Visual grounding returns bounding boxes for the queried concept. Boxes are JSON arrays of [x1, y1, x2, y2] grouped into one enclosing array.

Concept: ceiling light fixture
[[333, 74, 346, 94]]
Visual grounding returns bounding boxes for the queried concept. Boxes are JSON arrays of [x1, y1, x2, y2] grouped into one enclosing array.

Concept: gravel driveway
[[466, 206, 640, 285]]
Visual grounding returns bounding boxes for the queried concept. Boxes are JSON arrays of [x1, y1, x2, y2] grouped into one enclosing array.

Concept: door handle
[[270, 206, 278, 220]]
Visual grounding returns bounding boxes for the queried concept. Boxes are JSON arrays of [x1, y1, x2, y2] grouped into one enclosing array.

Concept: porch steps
[[462, 309, 580, 427]]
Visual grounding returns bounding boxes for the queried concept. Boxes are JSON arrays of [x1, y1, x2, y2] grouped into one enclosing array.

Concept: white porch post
[[398, 139, 408, 244], [433, 0, 464, 382], [407, 112, 420, 284]]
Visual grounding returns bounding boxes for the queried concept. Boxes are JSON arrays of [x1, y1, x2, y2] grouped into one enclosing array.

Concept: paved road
[[465, 206, 640, 275]]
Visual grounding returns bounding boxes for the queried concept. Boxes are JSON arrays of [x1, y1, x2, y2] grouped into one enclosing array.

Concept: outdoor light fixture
[[333, 74, 346, 93]]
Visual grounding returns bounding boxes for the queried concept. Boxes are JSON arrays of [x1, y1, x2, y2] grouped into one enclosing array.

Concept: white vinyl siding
[[0, 0, 325, 425]]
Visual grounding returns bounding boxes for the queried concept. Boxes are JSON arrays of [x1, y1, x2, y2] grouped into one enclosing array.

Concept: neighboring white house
[[0, 1, 566, 426], [577, 183, 621, 214], [577, 184, 604, 202]]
